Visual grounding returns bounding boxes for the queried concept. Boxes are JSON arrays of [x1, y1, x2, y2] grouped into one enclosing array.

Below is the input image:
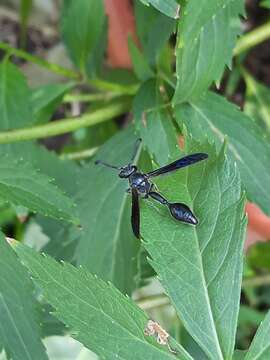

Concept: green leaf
[[61, 0, 105, 73], [244, 311, 270, 360], [133, 79, 178, 164], [31, 82, 74, 123], [260, 0, 270, 9], [175, 91, 270, 215], [15, 243, 191, 360], [75, 128, 140, 294], [0, 155, 79, 225], [128, 38, 154, 81], [139, 0, 180, 19], [243, 71, 270, 131], [0, 60, 33, 129], [173, 0, 245, 104], [135, 2, 176, 65], [0, 233, 48, 360], [141, 137, 246, 360]]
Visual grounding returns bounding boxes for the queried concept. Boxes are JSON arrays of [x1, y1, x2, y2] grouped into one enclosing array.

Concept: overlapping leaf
[[14, 243, 192, 360], [175, 91, 270, 215], [141, 138, 246, 360], [75, 128, 140, 294], [0, 155, 79, 225], [173, 0, 245, 104], [0, 233, 48, 360]]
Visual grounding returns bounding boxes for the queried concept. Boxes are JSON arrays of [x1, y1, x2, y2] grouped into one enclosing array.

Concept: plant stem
[[60, 147, 98, 160], [63, 92, 121, 103], [242, 274, 270, 288], [234, 21, 270, 56], [136, 294, 170, 310], [0, 100, 130, 144], [0, 41, 80, 80]]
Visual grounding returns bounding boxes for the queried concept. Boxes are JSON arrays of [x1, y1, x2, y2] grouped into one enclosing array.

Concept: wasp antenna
[[95, 160, 120, 170]]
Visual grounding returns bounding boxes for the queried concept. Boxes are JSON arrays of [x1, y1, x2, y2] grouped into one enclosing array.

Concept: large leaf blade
[[15, 243, 191, 360], [0, 233, 48, 360], [141, 138, 246, 359], [175, 91, 270, 215], [173, 0, 244, 104], [75, 128, 140, 294]]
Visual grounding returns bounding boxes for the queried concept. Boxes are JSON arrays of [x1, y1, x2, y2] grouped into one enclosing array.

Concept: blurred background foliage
[[0, 0, 270, 358]]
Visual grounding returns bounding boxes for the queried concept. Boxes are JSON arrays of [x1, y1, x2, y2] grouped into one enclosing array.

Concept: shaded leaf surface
[[133, 79, 178, 165], [173, 0, 244, 104], [244, 311, 270, 360], [141, 138, 246, 359], [0, 155, 79, 225], [175, 91, 270, 215], [0, 233, 48, 360], [135, 2, 175, 65], [0, 60, 33, 129], [75, 128, 140, 294], [15, 244, 190, 360]]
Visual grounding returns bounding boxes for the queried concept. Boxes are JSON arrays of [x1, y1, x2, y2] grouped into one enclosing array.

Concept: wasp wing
[[147, 153, 208, 178], [131, 188, 140, 239]]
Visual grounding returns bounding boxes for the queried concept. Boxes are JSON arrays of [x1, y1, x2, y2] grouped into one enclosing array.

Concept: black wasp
[[95, 139, 208, 238]]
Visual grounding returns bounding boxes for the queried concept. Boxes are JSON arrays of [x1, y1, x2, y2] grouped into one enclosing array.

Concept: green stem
[[0, 100, 130, 144], [0, 41, 80, 80], [242, 274, 270, 288], [63, 92, 121, 103], [234, 21, 270, 56], [60, 147, 98, 160]]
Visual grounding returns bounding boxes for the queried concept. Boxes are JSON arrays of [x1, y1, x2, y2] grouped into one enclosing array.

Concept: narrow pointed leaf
[[0, 60, 33, 129], [0, 155, 79, 225], [173, 0, 244, 104], [15, 243, 191, 360], [244, 311, 270, 360], [60, 0, 105, 73], [75, 128, 140, 294], [175, 91, 270, 215], [0, 233, 48, 360], [141, 138, 246, 360], [128, 38, 154, 81]]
